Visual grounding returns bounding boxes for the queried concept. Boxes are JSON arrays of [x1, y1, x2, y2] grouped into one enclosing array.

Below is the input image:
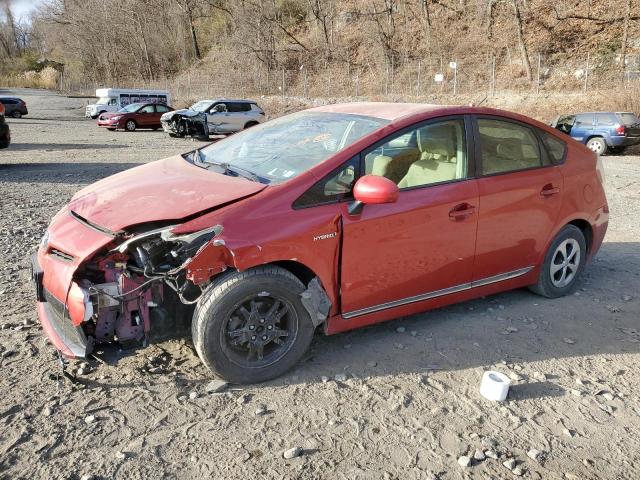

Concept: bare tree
[[512, 0, 533, 81]]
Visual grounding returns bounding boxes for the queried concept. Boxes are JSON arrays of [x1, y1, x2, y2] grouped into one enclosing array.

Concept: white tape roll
[[480, 371, 511, 402]]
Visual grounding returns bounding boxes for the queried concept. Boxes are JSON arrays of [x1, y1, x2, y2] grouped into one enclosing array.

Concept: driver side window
[[363, 118, 468, 189], [293, 156, 359, 208]]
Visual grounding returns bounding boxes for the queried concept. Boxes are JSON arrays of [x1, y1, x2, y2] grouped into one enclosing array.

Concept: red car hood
[[98, 112, 121, 119], [68, 155, 266, 231]]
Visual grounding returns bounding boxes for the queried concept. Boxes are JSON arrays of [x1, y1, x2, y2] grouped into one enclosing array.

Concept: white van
[[85, 88, 171, 119]]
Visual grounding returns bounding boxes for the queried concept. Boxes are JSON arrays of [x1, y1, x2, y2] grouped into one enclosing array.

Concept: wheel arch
[[585, 134, 607, 146], [244, 120, 259, 129], [567, 218, 593, 254]]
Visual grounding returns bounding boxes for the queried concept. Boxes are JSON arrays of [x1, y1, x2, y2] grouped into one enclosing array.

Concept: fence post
[[281, 68, 285, 100], [536, 53, 541, 94], [584, 52, 590, 93], [417, 60, 421, 97], [453, 59, 458, 95], [355, 72, 359, 97], [491, 55, 496, 97]]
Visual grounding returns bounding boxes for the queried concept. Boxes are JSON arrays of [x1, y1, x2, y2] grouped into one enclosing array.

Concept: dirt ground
[[0, 89, 639, 480]]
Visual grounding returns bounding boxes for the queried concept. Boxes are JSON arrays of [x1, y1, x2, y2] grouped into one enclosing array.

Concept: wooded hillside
[[1, 0, 639, 97]]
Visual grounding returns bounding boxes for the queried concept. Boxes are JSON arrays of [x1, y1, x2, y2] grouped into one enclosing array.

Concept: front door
[[340, 117, 479, 317], [472, 116, 564, 282]]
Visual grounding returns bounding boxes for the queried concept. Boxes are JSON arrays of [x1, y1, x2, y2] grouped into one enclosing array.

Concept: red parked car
[[97, 102, 174, 131], [33, 103, 608, 383]]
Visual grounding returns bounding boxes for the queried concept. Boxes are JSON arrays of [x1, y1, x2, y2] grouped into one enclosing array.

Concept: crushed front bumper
[[32, 254, 90, 358]]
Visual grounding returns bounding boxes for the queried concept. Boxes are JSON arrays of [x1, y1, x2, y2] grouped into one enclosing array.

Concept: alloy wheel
[[126, 120, 136, 131], [550, 238, 581, 288], [221, 294, 298, 369], [588, 139, 605, 155]]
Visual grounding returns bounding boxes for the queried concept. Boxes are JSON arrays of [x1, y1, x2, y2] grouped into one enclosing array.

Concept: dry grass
[[0, 67, 60, 90]]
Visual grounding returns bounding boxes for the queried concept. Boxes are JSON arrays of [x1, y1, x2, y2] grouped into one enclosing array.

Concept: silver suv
[[161, 99, 265, 138]]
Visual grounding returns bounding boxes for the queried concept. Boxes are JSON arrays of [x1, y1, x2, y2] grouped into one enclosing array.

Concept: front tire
[[125, 119, 137, 132], [586, 137, 606, 155], [192, 266, 315, 384], [11, 111, 22, 119], [529, 225, 587, 298]]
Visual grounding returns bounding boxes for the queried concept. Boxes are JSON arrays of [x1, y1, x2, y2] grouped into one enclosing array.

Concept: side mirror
[[349, 175, 399, 214]]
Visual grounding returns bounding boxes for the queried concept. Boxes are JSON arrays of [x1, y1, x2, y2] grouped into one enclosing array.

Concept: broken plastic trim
[[300, 277, 331, 327]]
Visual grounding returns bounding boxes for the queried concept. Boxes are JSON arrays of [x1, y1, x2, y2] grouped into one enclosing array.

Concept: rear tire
[[192, 266, 315, 384], [529, 225, 587, 298], [244, 121, 259, 129], [586, 137, 606, 155]]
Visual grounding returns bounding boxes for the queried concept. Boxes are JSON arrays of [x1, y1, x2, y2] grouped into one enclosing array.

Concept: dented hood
[[69, 155, 266, 231]]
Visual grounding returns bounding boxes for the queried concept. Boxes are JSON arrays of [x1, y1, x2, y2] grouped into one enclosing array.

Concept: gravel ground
[[0, 89, 639, 480]]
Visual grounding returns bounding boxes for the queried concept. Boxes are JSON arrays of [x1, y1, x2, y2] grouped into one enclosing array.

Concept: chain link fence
[[59, 50, 640, 105]]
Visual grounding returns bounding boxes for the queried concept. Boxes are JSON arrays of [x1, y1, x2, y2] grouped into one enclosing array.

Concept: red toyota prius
[[32, 103, 608, 383]]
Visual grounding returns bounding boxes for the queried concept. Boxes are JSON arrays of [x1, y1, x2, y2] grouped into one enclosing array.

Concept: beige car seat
[[398, 134, 458, 188], [370, 148, 420, 184]]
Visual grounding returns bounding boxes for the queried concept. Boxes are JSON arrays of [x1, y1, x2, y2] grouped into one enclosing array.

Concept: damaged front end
[[35, 222, 226, 359], [160, 111, 207, 138]]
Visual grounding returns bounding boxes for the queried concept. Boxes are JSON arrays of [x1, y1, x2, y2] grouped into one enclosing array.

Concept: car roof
[[200, 99, 256, 104], [309, 102, 443, 121]]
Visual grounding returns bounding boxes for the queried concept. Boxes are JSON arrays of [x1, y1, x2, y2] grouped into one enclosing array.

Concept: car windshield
[[119, 103, 143, 113], [191, 101, 213, 112], [619, 112, 640, 126], [197, 111, 389, 184]]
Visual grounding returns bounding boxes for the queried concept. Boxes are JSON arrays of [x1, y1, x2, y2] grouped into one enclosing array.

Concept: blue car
[[551, 111, 640, 155]]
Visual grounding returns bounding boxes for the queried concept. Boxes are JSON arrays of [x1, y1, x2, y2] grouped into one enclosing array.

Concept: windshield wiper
[[205, 158, 262, 183]]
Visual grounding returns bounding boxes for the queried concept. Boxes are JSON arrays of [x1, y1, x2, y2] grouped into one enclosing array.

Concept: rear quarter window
[[539, 130, 567, 164], [595, 113, 617, 126]]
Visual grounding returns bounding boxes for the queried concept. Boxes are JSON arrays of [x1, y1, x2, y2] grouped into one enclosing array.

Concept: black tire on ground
[[192, 266, 315, 384], [244, 121, 259, 129], [586, 137, 607, 155], [529, 224, 587, 298], [11, 111, 22, 119], [107, 127, 116, 131], [125, 119, 137, 132]]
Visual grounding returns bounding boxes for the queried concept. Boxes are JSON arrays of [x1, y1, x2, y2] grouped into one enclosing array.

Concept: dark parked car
[[34, 103, 608, 384], [551, 111, 640, 155], [160, 98, 265, 138], [97, 102, 174, 131], [0, 102, 10, 148], [0, 97, 28, 118]]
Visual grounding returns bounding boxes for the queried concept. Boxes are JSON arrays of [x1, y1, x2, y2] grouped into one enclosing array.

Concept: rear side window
[[1, 99, 16, 105], [226, 102, 251, 112], [478, 119, 543, 175], [618, 112, 639, 126], [293, 156, 359, 208], [539, 130, 567, 164], [595, 113, 617, 126]]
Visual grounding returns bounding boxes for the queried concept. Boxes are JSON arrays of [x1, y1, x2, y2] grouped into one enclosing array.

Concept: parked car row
[[551, 111, 640, 154], [89, 88, 266, 138]]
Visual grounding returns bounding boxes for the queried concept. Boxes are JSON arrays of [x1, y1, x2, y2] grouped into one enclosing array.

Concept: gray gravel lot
[[0, 89, 639, 480]]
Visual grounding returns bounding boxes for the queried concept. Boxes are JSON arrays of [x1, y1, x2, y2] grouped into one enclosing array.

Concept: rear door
[[154, 104, 171, 126], [472, 116, 563, 282]]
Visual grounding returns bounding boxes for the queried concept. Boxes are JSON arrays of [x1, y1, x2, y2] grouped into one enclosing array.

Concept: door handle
[[540, 184, 560, 197], [449, 203, 476, 220]]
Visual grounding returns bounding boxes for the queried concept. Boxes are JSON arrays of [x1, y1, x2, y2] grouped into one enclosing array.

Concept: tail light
[[615, 124, 626, 135]]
